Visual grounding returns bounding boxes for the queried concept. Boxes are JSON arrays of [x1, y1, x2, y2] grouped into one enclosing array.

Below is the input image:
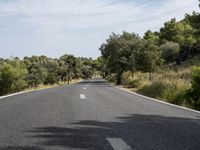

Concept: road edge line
[[0, 87, 60, 99], [115, 86, 200, 114]]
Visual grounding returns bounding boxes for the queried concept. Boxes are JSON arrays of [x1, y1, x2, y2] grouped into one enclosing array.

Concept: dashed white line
[[106, 138, 132, 150], [80, 94, 86, 99], [83, 87, 87, 90]]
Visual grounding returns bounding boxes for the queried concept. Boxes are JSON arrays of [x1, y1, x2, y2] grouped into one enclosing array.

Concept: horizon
[[0, 0, 199, 59]]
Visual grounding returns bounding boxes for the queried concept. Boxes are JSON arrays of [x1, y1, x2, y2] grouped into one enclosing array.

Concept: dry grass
[[107, 54, 200, 109], [24, 79, 82, 92], [121, 69, 191, 106]]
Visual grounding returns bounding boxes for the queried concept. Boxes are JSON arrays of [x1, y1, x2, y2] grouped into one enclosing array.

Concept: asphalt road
[[0, 79, 200, 150]]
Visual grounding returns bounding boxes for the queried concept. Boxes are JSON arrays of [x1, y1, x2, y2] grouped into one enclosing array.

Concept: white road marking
[[0, 91, 31, 99], [86, 85, 89, 87], [106, 138, 132, 150], [83, 87, 87, 90], [0, 82, 80, 100], [80, 94, 86, 99]]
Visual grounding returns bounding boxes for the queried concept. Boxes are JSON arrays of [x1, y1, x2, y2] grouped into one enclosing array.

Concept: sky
[[0, 0, 199, 59]]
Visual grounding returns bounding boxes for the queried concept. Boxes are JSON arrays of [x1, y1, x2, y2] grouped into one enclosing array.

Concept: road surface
[[0, 79, 200, 150]]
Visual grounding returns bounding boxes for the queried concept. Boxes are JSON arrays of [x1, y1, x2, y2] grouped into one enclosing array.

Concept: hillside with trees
[[99, 1, 200, 110]]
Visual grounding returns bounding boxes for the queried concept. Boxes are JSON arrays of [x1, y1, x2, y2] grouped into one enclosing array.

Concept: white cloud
[[0, 0, 199, 58], [0, 0, 198, 33]]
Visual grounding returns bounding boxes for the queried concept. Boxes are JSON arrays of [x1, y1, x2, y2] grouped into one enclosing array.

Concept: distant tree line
[[0, 55, 100, 96], [99, 2, 200, 84]]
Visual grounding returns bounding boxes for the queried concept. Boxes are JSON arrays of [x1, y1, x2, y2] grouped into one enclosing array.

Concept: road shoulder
[[116, 86, 200, 114]]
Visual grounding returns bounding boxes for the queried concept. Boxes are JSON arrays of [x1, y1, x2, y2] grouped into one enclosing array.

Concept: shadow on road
[[0, 146, 42, 150], [1, 114, 200, 150], [77, 79, 113, 87]]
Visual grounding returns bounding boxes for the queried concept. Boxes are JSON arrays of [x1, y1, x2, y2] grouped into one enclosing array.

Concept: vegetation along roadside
[[99, 1, 200, 110]]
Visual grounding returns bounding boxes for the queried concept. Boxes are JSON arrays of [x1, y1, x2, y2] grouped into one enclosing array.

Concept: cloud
[[0, 0, 199, 58], [0, 0, 198, 33], [0, 0, 140, 30]]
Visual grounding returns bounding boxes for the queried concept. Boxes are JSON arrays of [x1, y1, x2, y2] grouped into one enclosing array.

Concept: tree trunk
[[116, 71, 123, 85], [67, 78, 70, 84], [131, 70, 134, 78]]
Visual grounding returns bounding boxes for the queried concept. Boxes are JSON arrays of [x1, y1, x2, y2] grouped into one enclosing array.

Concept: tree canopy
[[0, 55, 98, 96]]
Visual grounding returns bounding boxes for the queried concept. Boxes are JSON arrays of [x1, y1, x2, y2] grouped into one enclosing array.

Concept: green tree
[[159, 18, 197, 64], [134, 40, 162, 73], [100, 31, 162, 84], [23, 56, 48, 87], [185, 66, 200, 110], [80, 57, 95, 79], [0, 59, 27, 95], [185, 12, 200, 47], [59, 54, 80, 84], [160, 41, 180, 63], [44, 59, 59, 85], [143, 30, 160, 45], [160, 19, 196, 47], [159, 18, 178, 43], [100, 32, 137, 84], [123, 33, 143, 77], [92, 57, 108, 77]]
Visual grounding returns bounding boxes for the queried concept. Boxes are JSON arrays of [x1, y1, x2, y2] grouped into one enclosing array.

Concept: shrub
[[0, 61, 27, 95], [139, 79, 190, 105], [121, 71, 150, 88], [162, 79, 189, 105], [184, 66, 200, 110], [160, 41, 180, 63], [44, 73, 58, 85], [138, 80, 168, 98], [128, 79, 139, 88]]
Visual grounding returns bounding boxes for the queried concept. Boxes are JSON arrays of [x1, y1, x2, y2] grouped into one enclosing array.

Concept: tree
[[0, 59, 27, 95], [159, 18, 178, 43], [44, 59, 59, 85], [59, 54, 81, 84], [92, 57, 108, 78], [80, 57, 95, 79], [185, 66, 200, 110], [160, 19, 196, 47], [23, 56, 48, 87], [143, 30, 160, 45], [134, 40, 162, 73], [185, 12, 200, 50], [124, 33, 143, 77], [100, 33, 123, 84], [100, 31, 163, 83], [159, 18, 197, 63], [160, 41, 180, 63], [0, 58, 4, 65], [100, 32, 138, 84]]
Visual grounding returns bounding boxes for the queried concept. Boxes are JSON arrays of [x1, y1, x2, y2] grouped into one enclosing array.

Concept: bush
[[121, 71, 150, 88], [160, 41, 180, 63], [139, 79, 189, 105], [44, 73, 58, 85], [138, 80, 168, 98], [184, 66, 200, 110], [128, 79, 139, 88], [162, 80, 188, 105], [0, 61, 27, 95]]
